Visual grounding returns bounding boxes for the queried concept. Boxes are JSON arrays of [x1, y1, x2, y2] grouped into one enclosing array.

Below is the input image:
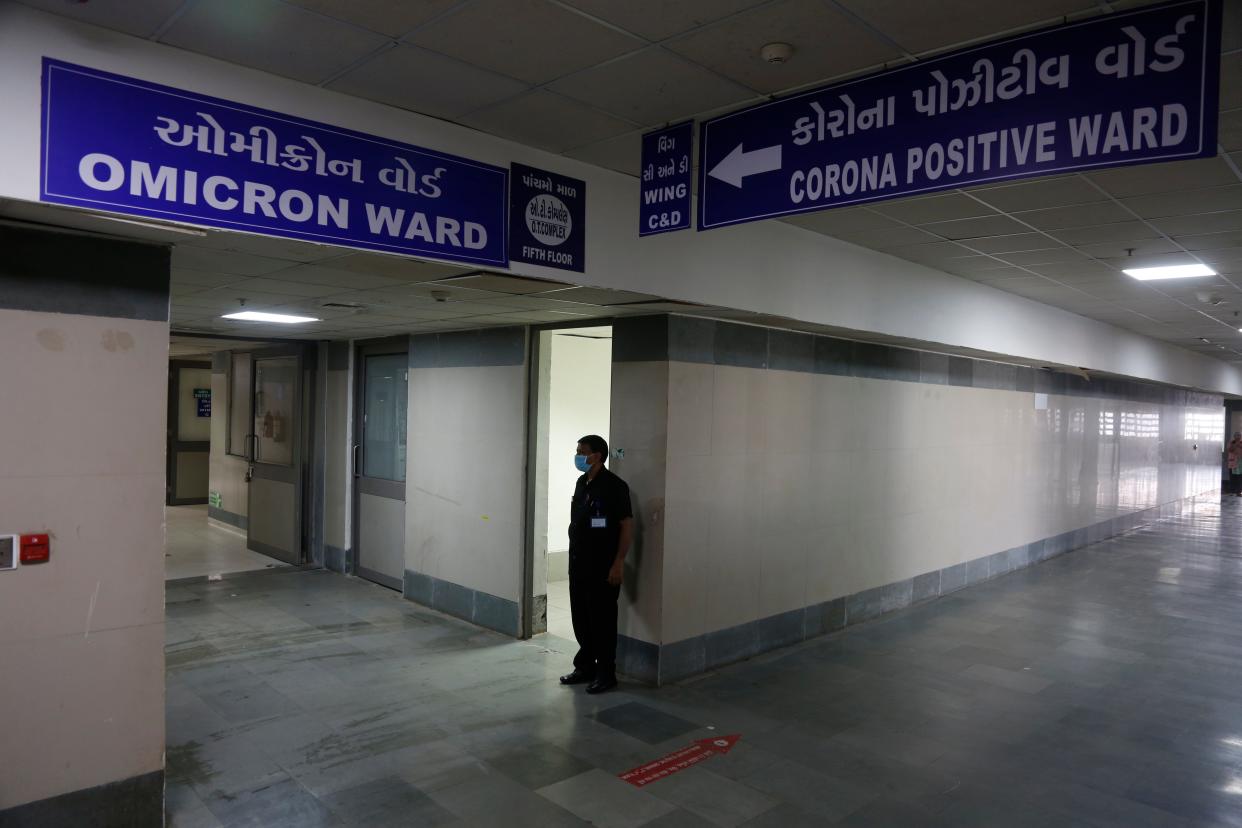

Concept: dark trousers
[[568, 556, 621, 679], [1232, 472, 1242, 495]]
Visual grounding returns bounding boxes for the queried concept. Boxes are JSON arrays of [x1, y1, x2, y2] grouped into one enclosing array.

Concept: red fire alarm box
[[19, 534, 49, 564]]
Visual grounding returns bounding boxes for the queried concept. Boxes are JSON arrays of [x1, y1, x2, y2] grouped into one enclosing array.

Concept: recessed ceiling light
[[221, 311, 320, 324], [1123, 264, 1216, 280]]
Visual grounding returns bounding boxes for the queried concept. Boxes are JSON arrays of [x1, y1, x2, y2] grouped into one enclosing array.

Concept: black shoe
[[559, 669, 594, 685], [585, 676, 617, 694]]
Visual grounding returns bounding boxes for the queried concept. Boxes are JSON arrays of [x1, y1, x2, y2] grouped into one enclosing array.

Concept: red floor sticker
[[618, 734, 741, 787]]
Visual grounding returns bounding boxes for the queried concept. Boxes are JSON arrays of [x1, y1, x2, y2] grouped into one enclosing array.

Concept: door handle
[[353, 444, 361, 478]]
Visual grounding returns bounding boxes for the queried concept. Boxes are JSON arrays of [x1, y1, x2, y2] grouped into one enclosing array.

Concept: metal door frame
[[352, 336, 409, 590], [245, 343, 309, 564], [520, 319, 618, 639], [167, 359, 212, 506]]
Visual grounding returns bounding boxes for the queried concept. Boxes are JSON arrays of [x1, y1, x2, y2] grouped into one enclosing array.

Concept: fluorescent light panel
[[222, 311, 320, 323], [1123, 264, 1216, 280]]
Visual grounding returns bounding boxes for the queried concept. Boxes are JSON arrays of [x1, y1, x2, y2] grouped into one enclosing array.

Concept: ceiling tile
[[870, 193, 998, 224], [1012, 202, 1135, 231], [1220, 53, 1242, 111], [187, 231, 347, 264], [920, 214, 1029, 240], [665, 0, 901, 94], [1220, 109, 1242, 153], [1151, 211, 1242, 237], [833, 226, 942, 247], [888, 240, 978, 261], [171, 246, 298, 276], [967, 176, 1109, 212], [1121, 186, 1242, 219], [286, 0, 459, 37], [548, 47, 753, 125], [329, 252, 468, 282], [161, 0, 390, 85], [961, 233, 1054, 254], [408, 0, 643, 85], [997, 248, 1085, 266], [558, 0, 770, 41], [439, 273, 573, 294], [836, 0, 1088, 55], [15, 0, 183, 37], [172, 269, 246, 289], [461, 90, 635, 152], [1071, 238, 1181, 259], [542, 287, 660, 305], [260, 264, 412, 290], [1176, 231, 1242, 252], [328, 44, 529, 120], [1050, 221, 1161, 246], [942, 255, 1012, 273], [784, 207, 904, 236], [221, 278, 342, 297], [1087, 156, 1239, 197], [563, 131, 643, 176]]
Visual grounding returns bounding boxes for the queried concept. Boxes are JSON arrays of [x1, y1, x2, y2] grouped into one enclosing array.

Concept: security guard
[[559, 434, 633, 694]]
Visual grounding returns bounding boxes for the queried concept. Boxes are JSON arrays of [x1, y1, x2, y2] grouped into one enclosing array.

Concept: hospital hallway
[[165, 493, 1242, 828]]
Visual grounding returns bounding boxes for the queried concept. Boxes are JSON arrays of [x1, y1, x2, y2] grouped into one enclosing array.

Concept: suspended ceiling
[[12, 0, 1242, 360]]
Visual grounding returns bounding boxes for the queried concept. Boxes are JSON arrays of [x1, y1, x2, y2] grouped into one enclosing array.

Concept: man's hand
[[607, 560, 624, 586]]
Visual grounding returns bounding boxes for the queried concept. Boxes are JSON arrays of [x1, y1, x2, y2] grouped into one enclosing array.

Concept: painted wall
[[403, 328, 528, 634], [0, 226, 168, 820], [544, 332, 612, 582], [610, 316, 1223, 681], [1, 4, 1241, 396]]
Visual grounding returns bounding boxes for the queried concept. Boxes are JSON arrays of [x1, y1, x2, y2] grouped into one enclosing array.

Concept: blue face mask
[[574, 454, 592, 473]]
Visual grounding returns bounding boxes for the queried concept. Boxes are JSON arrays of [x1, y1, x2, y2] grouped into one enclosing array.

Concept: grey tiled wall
[[614, 314, 1221, 409], [404, 569, 520, 637], [617, 492, 1207, 685]]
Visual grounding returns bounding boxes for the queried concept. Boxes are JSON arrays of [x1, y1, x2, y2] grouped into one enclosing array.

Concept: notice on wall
[[208, 490, 222, 509], [698, 0, 1222, 229], [640, 122, 693, 236], [193, 388, 212, 417], [508, 163, 585, 273], [40, 59, 510, 267]]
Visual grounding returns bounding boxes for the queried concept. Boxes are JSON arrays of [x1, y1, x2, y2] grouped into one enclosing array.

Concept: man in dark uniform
[[559, 434, 633, 694]]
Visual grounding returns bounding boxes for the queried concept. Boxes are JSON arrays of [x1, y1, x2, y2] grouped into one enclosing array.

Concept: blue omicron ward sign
[[698, 0, 1222, 230], [39, 59, 509, 267]]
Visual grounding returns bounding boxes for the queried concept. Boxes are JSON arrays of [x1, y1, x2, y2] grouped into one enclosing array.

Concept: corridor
[[166, 494, 1242, 827]]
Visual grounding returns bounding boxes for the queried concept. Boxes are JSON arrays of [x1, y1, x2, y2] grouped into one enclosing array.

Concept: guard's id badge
[[591, 517, 607, 528]]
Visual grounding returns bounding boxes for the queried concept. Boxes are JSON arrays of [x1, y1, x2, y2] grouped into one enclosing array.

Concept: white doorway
[[531, 326, 613, 643]]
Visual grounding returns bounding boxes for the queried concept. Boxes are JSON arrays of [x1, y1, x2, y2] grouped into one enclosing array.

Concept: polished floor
[[547, 578, 573, 641], [167, 496, 1242, 827], [165, 504, 287, 581]]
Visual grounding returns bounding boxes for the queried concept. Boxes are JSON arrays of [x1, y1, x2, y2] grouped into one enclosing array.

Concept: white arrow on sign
[[707, 142, 782, 188]]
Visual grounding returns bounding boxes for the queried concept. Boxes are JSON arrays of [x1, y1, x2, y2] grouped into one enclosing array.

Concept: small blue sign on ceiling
[[40, 59, 509, 268], [640, 122, 693, 236], [698, 0, 1222, 230], [509, 163, 586, 273]]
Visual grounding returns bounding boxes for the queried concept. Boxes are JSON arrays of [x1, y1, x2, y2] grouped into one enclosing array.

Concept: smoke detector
[[1194, 290, 1227, 306], [760, 42, 794, 64], [430, 290, 452, 303]]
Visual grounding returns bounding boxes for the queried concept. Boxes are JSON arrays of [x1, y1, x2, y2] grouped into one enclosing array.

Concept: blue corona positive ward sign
[[698, 0, 1222, 230], [39, 59, 510, 267]]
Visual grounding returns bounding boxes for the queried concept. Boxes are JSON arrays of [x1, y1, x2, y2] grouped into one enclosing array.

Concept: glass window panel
[[228, 353, 251, 457], [253, 356, 296, 466], [363, 354, 407, 481]]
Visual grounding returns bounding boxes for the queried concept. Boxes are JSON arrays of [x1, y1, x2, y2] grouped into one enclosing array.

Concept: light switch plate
[[0, 535, 16, 571]]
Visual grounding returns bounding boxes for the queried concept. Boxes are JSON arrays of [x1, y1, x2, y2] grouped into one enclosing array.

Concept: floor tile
[[537, 769, 677, 828]]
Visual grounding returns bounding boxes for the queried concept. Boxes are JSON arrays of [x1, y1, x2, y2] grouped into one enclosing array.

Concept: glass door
[[245, 346, 304, 565], [353, 339, 408, 590]]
